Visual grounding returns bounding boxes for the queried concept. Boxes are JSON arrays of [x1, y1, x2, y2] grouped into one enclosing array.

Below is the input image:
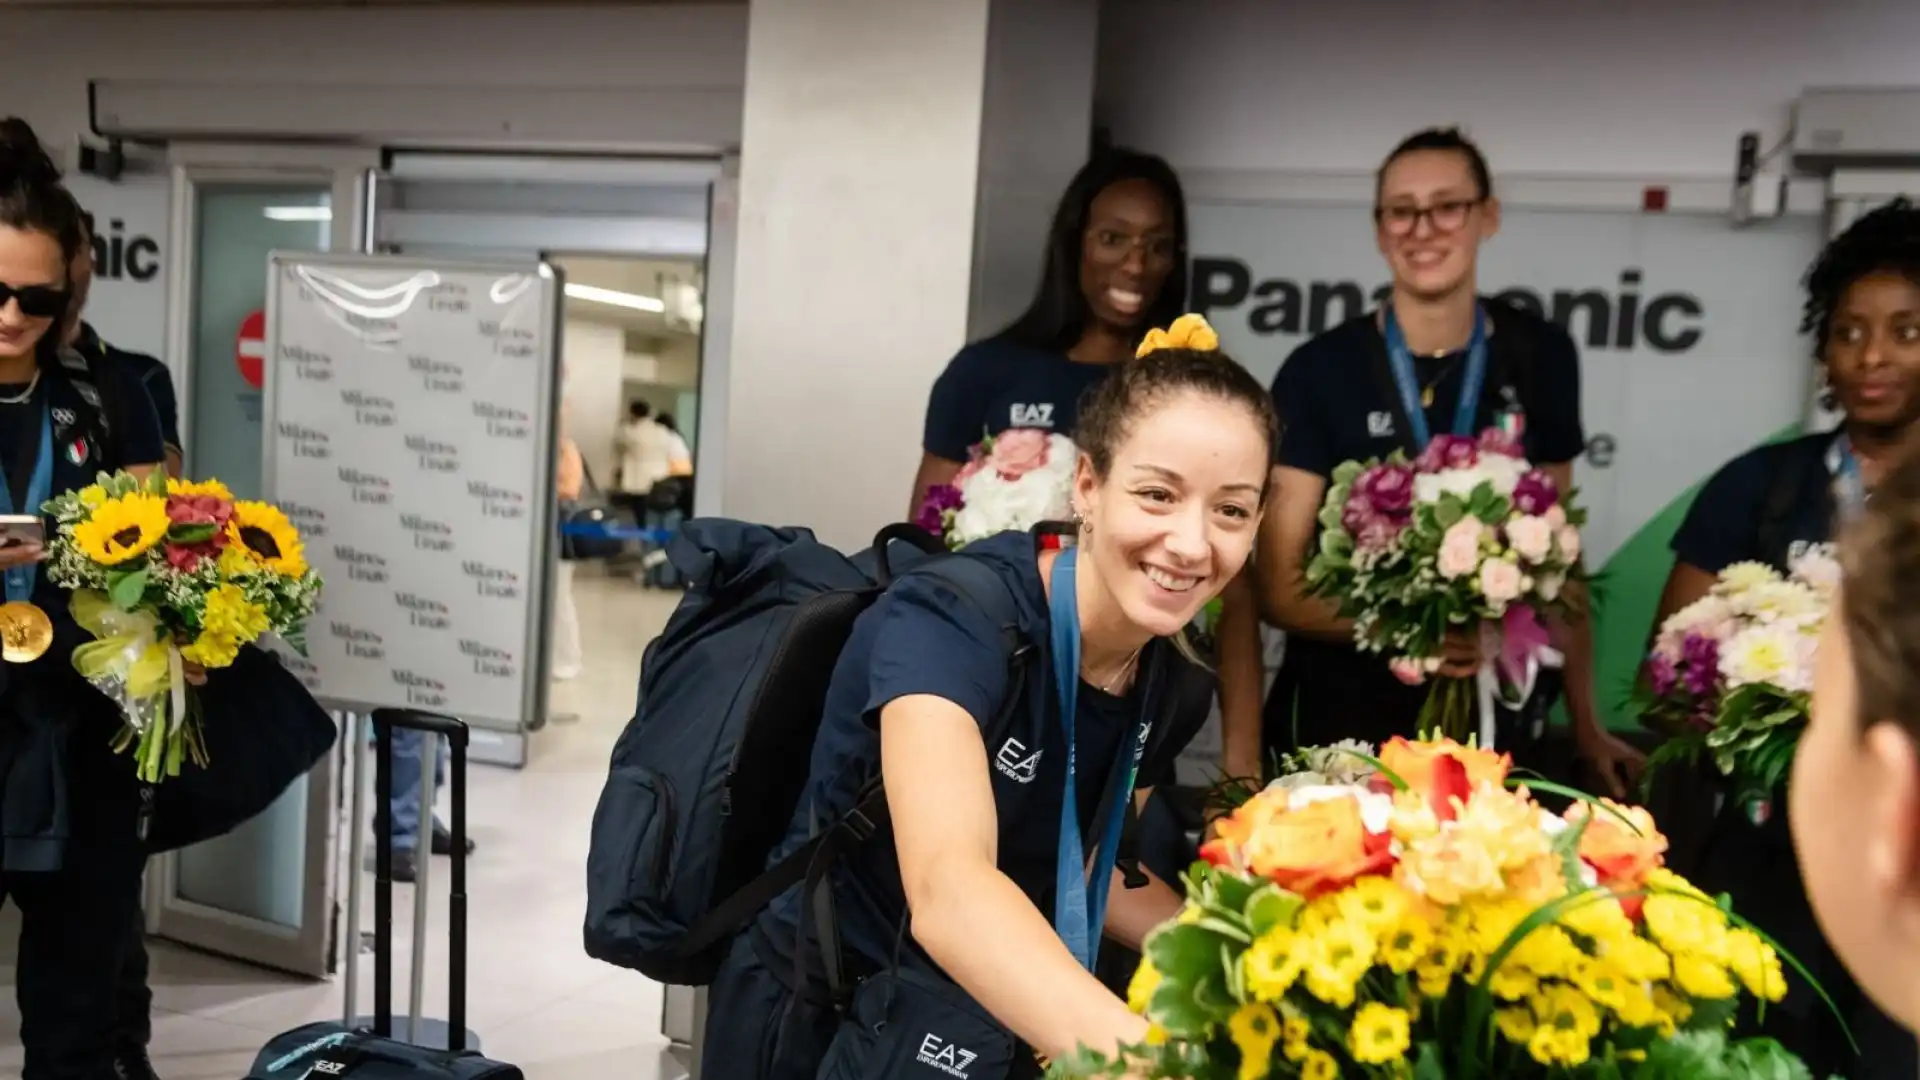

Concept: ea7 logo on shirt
[[917, 1034, 978, 1078], [1008, 402, 1054, 428], [993, 737, 1041, 784], [1367, 411, 1396, 438]]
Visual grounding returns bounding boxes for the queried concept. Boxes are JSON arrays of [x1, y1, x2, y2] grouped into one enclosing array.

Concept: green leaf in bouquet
[[1205, 869, 1261, 916], [1146, 923, 1228, 987], [145, 468, 169, 497], [1723, 1037, 1815, 1080], [1331, 459, 1366, 486], [107, 568, 149, 611], [280, 626, 311, 658], [1146, 968, 1225, 1039], [1243, 884, 1301, 937], [1412, 1042, 1447, 1080], [1317, 501, 1345, 533], [1318, 529, 1353, 560], [1433, 497, 1464, 530], [104, 472, 138, 498], [167, 522, 220, 546], [1468, 483, 1500, 520]]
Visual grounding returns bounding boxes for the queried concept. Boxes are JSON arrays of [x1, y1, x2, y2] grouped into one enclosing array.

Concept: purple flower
[[1416, 434, 1479, 473], [1681, 633, 1720, 697], [913, 484, 963, 537], [1478, 426, 1525, 459], [1513, 470, 1560, 516], [1647, 652, 1678, 697], [1355, 463, 1415, 519]]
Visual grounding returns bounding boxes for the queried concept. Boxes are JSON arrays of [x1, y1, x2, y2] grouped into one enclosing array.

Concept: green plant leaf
[[1145, 924, 1224, 986], [167, 522, 218, 546], [107, 568, 149, 611], [146, 468, 169, 497], [1433, 498, 1464, 530], [1243, 884, 1300, 937]]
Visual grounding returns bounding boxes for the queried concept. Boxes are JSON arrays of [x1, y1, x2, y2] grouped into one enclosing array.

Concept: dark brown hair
[[0, 118, 84, 269], [1801, 197, 1920, 361], [1375, 126, 1494, 210], [1073, 344, 1277, 500], [1840, 444, 1920, 736]]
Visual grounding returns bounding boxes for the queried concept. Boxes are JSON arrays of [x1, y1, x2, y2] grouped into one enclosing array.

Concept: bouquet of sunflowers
[[42, 470, 321, 783], [1048, 736, 1816, 1079]]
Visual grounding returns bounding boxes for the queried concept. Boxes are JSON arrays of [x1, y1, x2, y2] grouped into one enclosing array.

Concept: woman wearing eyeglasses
[[1252, 127, 1645, 792]]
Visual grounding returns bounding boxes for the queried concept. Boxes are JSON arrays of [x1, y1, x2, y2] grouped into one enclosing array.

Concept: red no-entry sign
[[236, 309, 266, 390]]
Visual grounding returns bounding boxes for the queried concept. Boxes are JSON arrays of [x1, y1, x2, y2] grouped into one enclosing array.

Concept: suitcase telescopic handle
[[369, 708, 471, 1051]]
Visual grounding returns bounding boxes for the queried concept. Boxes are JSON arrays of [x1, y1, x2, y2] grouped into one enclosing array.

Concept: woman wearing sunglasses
[[1253, 127, 1645, 791], [0, 117, 171, 1080]]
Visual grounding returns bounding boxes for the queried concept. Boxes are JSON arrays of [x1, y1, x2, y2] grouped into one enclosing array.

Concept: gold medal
[[0, 601, 52, 663]]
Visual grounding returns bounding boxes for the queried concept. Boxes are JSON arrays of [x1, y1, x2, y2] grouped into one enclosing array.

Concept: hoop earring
[[1072, 511, 1091, 536]]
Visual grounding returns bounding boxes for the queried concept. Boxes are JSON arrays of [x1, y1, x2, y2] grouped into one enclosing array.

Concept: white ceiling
[[554, 255, 703, 337]]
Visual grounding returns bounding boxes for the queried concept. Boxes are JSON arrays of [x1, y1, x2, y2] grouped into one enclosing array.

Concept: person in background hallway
[[907, 148, 1268, 852], [1653, 200, 1920, 1079], [64, 206, 177, 1080], [551, 420, 585, 682], [704, 327, 1275, 1080], [656, 412, 692, 477], [614, 399, 672, 522], [0, 118, 175, 1080], [1254, 127, 1644, 790], [1792, 447, 1920, 1072]]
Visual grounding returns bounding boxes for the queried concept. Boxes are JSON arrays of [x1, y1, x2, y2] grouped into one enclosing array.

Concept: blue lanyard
[[0, 406, 52, 604], [1382, 304, 1490, 449], [1048, 547, 1151, 972], [1829, 432, 1867, 520]]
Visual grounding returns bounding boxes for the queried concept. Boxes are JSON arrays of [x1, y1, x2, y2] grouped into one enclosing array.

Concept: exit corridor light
[[564, 283, 665, 313], [263, 206, 334, 222]]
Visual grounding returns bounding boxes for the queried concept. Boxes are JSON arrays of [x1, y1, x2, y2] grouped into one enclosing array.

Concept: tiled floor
[[0, 570, 685, 1080]]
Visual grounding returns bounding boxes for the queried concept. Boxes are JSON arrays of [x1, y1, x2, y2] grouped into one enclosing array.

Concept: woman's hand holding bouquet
[[1306, 429, 1583, 744], [43, 471, 322, 783]]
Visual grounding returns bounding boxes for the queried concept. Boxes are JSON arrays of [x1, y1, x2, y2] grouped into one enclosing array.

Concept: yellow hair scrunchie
[[1134, 312, 1222, 358]]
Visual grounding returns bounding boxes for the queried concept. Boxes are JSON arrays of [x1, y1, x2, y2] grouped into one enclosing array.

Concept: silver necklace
[[1088, 647, 1143, 694], [0, 370, 41, 405]]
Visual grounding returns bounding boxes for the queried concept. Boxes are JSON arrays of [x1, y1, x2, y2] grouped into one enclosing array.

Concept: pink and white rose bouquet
[[1305, 429, 1586, 743], [1641, 549, 1835, 810], [915, 428, 1077, 551]]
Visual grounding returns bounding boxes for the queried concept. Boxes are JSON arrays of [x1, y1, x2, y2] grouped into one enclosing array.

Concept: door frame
[[147, 142, 377, 978]]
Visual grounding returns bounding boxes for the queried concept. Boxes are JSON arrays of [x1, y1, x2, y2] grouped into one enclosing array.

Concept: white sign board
[[64, 174, 171, 360], [262, 253, 561, 730]]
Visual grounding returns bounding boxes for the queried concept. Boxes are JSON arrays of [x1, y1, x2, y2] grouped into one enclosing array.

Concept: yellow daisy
[[73, 493, 168, 566], [225, 501, 309, 577], [167, 476, 235, 501]]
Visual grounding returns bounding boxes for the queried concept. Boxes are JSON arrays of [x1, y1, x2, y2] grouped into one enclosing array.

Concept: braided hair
[[1802, 197, 1920, 360]]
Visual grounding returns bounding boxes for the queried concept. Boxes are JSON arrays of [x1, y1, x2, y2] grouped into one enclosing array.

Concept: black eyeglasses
[[1374, 198, 1483, 237], [0, 282, 67, 320]]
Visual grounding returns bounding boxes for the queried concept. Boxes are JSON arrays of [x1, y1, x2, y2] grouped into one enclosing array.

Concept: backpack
[[581, 519, 1031, 986]]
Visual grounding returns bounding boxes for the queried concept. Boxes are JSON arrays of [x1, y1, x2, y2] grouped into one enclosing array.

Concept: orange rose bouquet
[[1047, 736, 1812, 1079]]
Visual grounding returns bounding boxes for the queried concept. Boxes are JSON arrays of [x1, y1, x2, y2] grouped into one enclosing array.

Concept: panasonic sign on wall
[[64, 174, 171, 361]]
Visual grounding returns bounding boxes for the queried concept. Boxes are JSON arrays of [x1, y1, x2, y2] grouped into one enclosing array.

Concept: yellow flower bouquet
[[1047, 736, 1818, 1079], [42, 471, 322, 783]]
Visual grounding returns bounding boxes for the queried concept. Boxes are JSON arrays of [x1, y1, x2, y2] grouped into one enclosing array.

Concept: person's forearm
[[1253, 566, 1353, 642], [1548, 582, 1603, 734], [913, 860, 1148, 1061], [1101, 865, 1183, 951], [1215, 585, 1267, 776]]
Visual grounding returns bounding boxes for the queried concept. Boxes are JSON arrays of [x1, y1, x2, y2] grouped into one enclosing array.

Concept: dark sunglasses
[[0, 283, 68, 320]]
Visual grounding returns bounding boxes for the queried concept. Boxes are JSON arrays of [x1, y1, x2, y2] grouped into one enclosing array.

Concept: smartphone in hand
[[0, 515, 45, 551]]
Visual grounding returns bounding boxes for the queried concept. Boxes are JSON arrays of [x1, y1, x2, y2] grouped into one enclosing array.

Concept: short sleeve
[[137, 361, 182, 452], [922, 347, 992, 462], [112, 361, 166, 469], [1271, 345, 1335, 477], [1670, 451, 1770, 574], [1525, 324, 1586, 466], [864, 571, 1012, 733]]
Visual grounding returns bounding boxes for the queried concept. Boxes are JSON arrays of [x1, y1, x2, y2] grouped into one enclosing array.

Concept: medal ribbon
[[1829, 432, 1867, 522], [1383, 305, 1490, 449]]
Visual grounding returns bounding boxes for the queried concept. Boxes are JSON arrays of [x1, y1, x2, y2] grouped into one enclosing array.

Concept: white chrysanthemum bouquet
[[914, 428, 1076, 551], [1641, 549, 1836, 810]]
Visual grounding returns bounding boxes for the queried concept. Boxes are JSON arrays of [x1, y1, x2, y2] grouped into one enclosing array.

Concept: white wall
[[1098, 0, 1920, 177], [0, 4, 747, 151], [561, 319, 628, 486]]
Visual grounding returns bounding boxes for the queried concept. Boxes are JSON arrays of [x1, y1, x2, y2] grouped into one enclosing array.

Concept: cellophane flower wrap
[[915, 427, 1076, 550], [1304, 429, 1585, 742], [1641, 550, 1835, 806], [1047, 736, 1811, 1080], [42, 471, 322, 783]]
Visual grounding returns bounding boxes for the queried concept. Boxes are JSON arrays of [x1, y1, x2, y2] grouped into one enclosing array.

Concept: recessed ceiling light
[[564, 283, 665, 313]]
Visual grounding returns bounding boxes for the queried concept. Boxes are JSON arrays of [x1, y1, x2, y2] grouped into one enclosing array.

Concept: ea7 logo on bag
[[993, 737, 1041, 784], [1008, 402, 1054, 428], [310, 1061, 347, 1076], [917, 1034, 977, 1078]]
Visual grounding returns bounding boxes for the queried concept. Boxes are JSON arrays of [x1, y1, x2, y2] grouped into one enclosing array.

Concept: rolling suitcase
[[246, 708, 524, 1079]]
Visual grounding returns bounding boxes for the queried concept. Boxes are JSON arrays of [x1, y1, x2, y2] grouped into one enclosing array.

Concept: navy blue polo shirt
[[76, 324, 180, 455], [922, 339, 1113, 461], [1272, 302, 1586, 478], [1671, 432, 1837, 574], [761, 530, 1208, 974], [0, 353, 166, 868]]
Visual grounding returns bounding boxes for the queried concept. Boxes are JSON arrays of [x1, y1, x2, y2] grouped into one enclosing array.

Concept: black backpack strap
[[1757, 437, 1820, 569]]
